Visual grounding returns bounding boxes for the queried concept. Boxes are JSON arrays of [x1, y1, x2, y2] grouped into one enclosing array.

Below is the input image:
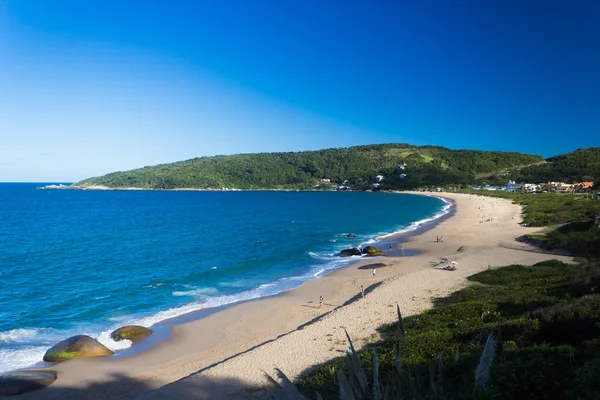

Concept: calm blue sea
[[0, 183, 449, 372]]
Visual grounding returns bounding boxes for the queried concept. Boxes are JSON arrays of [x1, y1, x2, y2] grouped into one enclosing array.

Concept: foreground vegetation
[[297, 260, 600, 399]]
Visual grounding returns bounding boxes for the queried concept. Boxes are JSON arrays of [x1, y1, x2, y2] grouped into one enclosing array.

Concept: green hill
[[512, 148, 600, 184], [75, 143, 544, 190]]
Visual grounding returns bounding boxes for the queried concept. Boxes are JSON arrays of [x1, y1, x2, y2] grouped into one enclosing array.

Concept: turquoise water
[[0, 183, 449, 372]]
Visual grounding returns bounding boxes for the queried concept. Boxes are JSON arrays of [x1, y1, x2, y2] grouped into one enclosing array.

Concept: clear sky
[[1, 0, 598, 182]]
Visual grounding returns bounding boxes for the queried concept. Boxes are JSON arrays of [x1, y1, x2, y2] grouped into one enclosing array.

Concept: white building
[[505, 180, 522, 192], [523, 183, 541, 192]]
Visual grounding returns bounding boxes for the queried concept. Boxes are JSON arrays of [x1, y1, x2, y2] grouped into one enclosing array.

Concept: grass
[[296, 260, 600, 399]]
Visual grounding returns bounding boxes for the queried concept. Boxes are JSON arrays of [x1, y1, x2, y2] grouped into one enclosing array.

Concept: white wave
[[0, 346, 48, 373], [373, 198, 454, 240], [172, 287, 220, 297], [96, 330, 132, 351], [308, 251, 338, 261], [0, 328, 60, 344]]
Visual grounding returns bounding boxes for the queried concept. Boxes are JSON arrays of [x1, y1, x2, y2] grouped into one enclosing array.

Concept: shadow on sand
[[2, 371, 280, 400]]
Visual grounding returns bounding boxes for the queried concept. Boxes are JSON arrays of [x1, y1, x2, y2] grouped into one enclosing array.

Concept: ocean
[[0, 183, 449, 372]]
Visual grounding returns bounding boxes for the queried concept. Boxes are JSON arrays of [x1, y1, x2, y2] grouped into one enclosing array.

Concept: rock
[[457, 246, 466, 252], [339, 248, 361, 257], [0, 369, 57, 396], [43, 335, 114, 363], [362, 246, 386, 256], [346, 233, 356, 238], [110, 326, 154, 343]]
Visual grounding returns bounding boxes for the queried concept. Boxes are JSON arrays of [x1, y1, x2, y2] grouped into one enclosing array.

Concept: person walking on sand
[[319, 295, 323, 308], [372, 268, 376, 278], [360, 285, 365, 298]]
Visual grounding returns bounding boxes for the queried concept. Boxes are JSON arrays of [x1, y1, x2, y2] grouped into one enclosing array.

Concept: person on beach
[[360, 285, 365, 298], [389, 244, 393, 251], [319, 295, 323, 308], [372, 268, 376, 277]]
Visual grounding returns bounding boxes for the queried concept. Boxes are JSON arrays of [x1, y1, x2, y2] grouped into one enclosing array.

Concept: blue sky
[[1, 0, 598, 181]]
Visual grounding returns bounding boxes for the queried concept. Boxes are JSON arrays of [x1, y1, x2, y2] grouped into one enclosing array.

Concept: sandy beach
[[10, 192, 573, 400]]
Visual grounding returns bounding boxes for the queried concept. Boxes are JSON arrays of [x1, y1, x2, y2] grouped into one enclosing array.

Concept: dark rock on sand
[[457, 246, 466, 252], [346, 233, 356, 238], [358, 262, 388, 270], [43, 335, 114, 363], [362, 246, 386, 256], [0, 369, 57, 396], [339, 248, 361, 257], [111, 326, 154, 343]]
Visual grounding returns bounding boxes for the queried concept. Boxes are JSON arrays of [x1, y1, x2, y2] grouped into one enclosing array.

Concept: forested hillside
[[511, 148, 600, 184], [75, 144, 543, 190]]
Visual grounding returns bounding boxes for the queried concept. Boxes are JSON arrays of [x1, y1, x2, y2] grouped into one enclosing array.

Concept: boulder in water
[[110, 325, 154, 343], [0, 369, 57, 396], [362, 246, 386, 257], [339, 248, 361, 257], [346, 233, 356, 238], [43, 335, 114, 363]]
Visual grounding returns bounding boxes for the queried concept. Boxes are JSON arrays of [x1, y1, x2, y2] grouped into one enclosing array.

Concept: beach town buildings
[[505, 180, 522, 192], [523, 183, 542, 192], [375, 175, 384, 182], [578, 182, 594, 191]]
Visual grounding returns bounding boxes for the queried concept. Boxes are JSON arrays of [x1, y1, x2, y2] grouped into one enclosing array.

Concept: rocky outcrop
[[110, 326, 153, 343], [43, 335, 114, 363], [362, 246, 386, 256], [346, 233, 356, 238], [0, 369, 57, 396], [339, 248, 361, 257]]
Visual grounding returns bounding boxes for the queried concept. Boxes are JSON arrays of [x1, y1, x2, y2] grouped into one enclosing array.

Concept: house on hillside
[[397, 163, 407, 170], [576, 182, 594, 192], [505, 180, 522, 192], [558, 183, 575, 193], [375, 175, 384, 182], [523, 183, 541, 193], [321, 178, 331, 183], [545, 182, 563, 192]]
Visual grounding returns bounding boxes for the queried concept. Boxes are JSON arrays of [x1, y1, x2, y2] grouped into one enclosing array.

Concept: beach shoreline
[[11, 192, 573, 400]]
